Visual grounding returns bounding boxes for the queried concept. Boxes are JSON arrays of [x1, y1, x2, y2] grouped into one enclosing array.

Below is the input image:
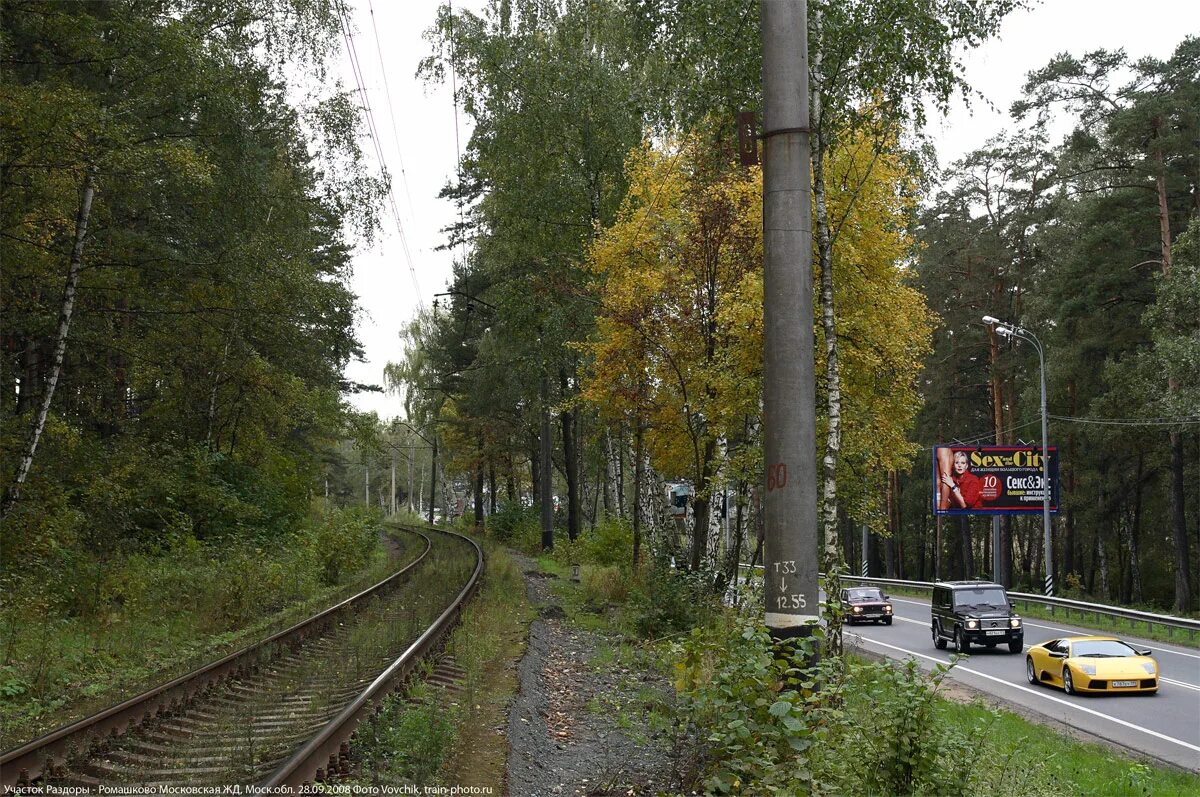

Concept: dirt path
[[505, 554, 678, 796]]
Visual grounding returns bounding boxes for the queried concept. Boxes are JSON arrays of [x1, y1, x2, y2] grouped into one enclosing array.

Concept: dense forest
[[390, 1, 1198, 612], [0, 0, 395, 708], [2, 0, 1196, 638]]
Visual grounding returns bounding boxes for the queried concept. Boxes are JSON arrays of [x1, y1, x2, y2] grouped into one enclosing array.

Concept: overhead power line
[[366, 0, 418, 223], [1049, 413, 1200, 426], [913, 419, 1041, 453], [448, 0, 467, 267], [336, 0, 424, 310], [913, 412, 1199, 455]]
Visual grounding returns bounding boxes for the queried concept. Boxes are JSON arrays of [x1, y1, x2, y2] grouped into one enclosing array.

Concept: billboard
[[932, 445, 1059, 516]]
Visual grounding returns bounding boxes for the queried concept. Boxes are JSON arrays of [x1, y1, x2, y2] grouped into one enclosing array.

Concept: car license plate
[[1112, 680, 1137, 688], [985, 630, 1005, 636]]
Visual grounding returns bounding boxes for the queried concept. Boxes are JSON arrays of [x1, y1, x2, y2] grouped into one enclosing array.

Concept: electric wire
[[336, 0, 424, 310], [448, 0, 468, 269], [913, 411, 1199, 457], [914, 419, 1041, 453], [339, 3, 418, 297], [1049, 414, 1200, 426], [367, 0, 418, 223]]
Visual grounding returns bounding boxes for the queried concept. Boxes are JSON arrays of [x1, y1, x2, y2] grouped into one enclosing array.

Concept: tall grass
[[0, 508, 413, 747], [349, 544, 532, 789]]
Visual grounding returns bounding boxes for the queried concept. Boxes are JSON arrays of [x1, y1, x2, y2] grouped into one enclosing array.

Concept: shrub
[[356, 683, 461, 784], [577, 518, 634, 566], [304, 506, 380, 586], [671, 607, 990, 796], [628, 559, 718, 638], [837, 657, 977, 796], [389, 507, 431, 527], [486, 502, 540, 545], [672, 614, 828, 794]]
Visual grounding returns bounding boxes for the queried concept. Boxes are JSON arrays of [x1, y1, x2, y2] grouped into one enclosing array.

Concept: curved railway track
[[1, 525, 483, 790]]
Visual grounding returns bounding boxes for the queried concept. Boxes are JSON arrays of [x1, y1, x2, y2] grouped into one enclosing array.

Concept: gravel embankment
[[506, 555, 679, 796]]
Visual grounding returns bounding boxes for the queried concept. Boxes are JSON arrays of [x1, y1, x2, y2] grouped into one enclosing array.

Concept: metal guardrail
[[740, 564, 1200, 641]]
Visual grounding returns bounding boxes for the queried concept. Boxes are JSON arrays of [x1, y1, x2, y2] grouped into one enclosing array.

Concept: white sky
[[336, 0, 1199, 421]]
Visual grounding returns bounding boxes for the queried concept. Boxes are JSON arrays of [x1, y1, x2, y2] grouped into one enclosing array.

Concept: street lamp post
[[983, 315, 1054, 596]]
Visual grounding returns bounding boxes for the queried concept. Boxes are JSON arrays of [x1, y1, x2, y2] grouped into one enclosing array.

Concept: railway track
[[2, 525, 483, 791]]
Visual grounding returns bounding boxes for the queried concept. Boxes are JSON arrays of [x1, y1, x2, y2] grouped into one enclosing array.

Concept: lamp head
[[996, 325, 1013, 337], [982, 315, 1000, 325]]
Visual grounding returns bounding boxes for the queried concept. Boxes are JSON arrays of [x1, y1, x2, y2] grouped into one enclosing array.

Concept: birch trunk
[[4, 173, 95, 516], [602, 429, 617, 518], [811, 31, 846, 656], [632, 420, 643, 569], [559, 370, 580, 542]]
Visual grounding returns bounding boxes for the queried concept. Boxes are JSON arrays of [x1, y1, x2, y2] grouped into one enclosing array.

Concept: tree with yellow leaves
[[582, 133, 763, 571], [582, 122, 934, 583], [818, 126, 935, 527]]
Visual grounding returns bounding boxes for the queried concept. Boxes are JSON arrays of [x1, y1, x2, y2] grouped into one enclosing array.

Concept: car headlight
[[853, 606, 863, 613], [1010, 617, 1021, 628], [966, 619, 978, 629], [1080, 664, 1097, 676], [884, 605, 892, 613], [1142, 663, 1156, 675]]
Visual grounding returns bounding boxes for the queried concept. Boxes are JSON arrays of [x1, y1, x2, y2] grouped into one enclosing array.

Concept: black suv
[[931, 581, 1023, 654]]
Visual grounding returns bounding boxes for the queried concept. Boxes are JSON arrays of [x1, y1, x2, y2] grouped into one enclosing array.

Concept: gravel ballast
[[505, 555, 679, 796]]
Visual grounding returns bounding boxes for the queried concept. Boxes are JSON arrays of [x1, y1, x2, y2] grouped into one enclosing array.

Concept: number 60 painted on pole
[[766, 462, 788, 492]]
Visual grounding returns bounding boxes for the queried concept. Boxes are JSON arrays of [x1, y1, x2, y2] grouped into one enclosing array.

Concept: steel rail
[[261, 525, 484, 787], [1, 529, 432, 788], [740, 565, 1200, 640]]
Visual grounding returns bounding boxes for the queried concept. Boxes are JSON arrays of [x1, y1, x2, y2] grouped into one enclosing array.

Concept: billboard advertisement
[[932, 445, 1059, 516]]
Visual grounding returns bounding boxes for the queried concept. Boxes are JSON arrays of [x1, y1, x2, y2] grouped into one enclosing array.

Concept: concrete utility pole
[[761, 0, 819, 643], [428, 434, 437, 525]]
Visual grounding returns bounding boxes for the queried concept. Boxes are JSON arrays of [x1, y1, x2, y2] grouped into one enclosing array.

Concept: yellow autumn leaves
[[581, 125, 934, 504]]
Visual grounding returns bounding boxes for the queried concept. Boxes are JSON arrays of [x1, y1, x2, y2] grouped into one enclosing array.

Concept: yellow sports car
[[1026, 636, 1159, 695]]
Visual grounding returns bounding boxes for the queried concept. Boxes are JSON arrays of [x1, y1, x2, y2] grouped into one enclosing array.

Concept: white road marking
[[1018, 621, 1200, 660], [885, 615, 1199, 690], [889, 597, 932, 608], [1161, 677, 1200, 691], [858, 635, 1200, 756], [887, 596, 1200, 662]]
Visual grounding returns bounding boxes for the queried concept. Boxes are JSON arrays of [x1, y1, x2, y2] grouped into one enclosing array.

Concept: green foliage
[[844, 658, 976, 796], [0, 441, 313, 588], [628, 559, 718, 638], [0, 507, 386, 745], [305, 507, 380, 586], [356, 684, 461, 786], [581, 565, 629, 605], [673, 612, 988, 796], [486, 502, 540, 545], [672, 616, 827, 794], [0, 0, 377, 581], [909, 36, 1198, 608], [576, 518, 634, 567]]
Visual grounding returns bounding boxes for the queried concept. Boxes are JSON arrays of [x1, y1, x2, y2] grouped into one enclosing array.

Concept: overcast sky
[[335, 0, 1199, 421]]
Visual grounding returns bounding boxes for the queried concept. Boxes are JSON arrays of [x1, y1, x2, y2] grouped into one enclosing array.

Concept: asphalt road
[[836, 591, 1200, 771]]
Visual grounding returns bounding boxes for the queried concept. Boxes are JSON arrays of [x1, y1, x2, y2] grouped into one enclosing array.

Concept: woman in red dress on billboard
[[940, 450, 984, 509]]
